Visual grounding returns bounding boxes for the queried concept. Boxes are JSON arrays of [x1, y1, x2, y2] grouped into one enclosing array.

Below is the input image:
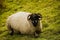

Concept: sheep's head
[[28, 13, 42, 27]]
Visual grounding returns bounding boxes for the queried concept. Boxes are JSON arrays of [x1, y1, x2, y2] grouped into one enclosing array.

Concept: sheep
[[6, 12, 42, 37]]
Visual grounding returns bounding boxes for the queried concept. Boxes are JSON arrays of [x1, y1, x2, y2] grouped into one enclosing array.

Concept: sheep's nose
[[32, 20, 38, 27]]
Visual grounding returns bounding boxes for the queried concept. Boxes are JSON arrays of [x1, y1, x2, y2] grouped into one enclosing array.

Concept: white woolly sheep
[[6, 12, 42, 37]]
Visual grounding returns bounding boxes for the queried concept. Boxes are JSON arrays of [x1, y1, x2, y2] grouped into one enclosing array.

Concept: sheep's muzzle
[[32, 20, 38, 27]]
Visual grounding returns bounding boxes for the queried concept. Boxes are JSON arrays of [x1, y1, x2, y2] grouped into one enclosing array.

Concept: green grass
[[0, 0, 60, 40]]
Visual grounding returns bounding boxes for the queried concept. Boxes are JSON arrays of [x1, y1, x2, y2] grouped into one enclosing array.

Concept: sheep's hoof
[[9, 31, 14, 35], [34, 33, 39, 38], [34, 34, 39, 38]]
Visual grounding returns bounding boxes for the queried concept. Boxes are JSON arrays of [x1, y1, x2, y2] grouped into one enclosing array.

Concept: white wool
[[7, 12, 42, 34]]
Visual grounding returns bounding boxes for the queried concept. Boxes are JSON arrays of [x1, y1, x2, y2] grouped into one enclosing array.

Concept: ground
[[0, 0, 60, 40]]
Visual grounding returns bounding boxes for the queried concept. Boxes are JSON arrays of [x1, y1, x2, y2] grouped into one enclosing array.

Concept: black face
[[28, 13, 42, 27]]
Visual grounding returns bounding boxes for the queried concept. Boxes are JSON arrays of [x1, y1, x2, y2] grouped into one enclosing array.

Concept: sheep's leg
[[16, 31, 21, 34], [7, 24, 14, 35], [34, 30, 42, 38], [34, 32, 39, 38], [34, 30, 40, 38], [9, 27, 14, 35], [36, 30, 42, 34]]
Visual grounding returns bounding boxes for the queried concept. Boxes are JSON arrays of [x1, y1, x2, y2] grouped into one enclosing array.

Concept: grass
[[0, 0, 60, 40]]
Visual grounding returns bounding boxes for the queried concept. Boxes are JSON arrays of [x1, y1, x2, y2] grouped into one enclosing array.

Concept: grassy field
[[0, 0, 60, 40]]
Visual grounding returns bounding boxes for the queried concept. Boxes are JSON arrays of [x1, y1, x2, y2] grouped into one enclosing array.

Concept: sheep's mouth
[[32, 20, 38, 27]]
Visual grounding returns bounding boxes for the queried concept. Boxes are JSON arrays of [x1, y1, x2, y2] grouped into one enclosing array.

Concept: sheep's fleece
[[6, 12, 42, 34]]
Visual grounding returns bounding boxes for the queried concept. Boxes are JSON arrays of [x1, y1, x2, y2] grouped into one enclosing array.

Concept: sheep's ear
[[27, 15, 31, 20], [37, 13, 42, 20]]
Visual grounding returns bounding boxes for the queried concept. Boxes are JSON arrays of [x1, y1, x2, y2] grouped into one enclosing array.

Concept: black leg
[[34, 30, 42, 38], [36, 29, 42, 34], [34, 32, 39, 38], [7, 24, 14, 35], [9, 28, 14, 35], [8, 26, 14, 35], [36, 30, 40, 34]]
